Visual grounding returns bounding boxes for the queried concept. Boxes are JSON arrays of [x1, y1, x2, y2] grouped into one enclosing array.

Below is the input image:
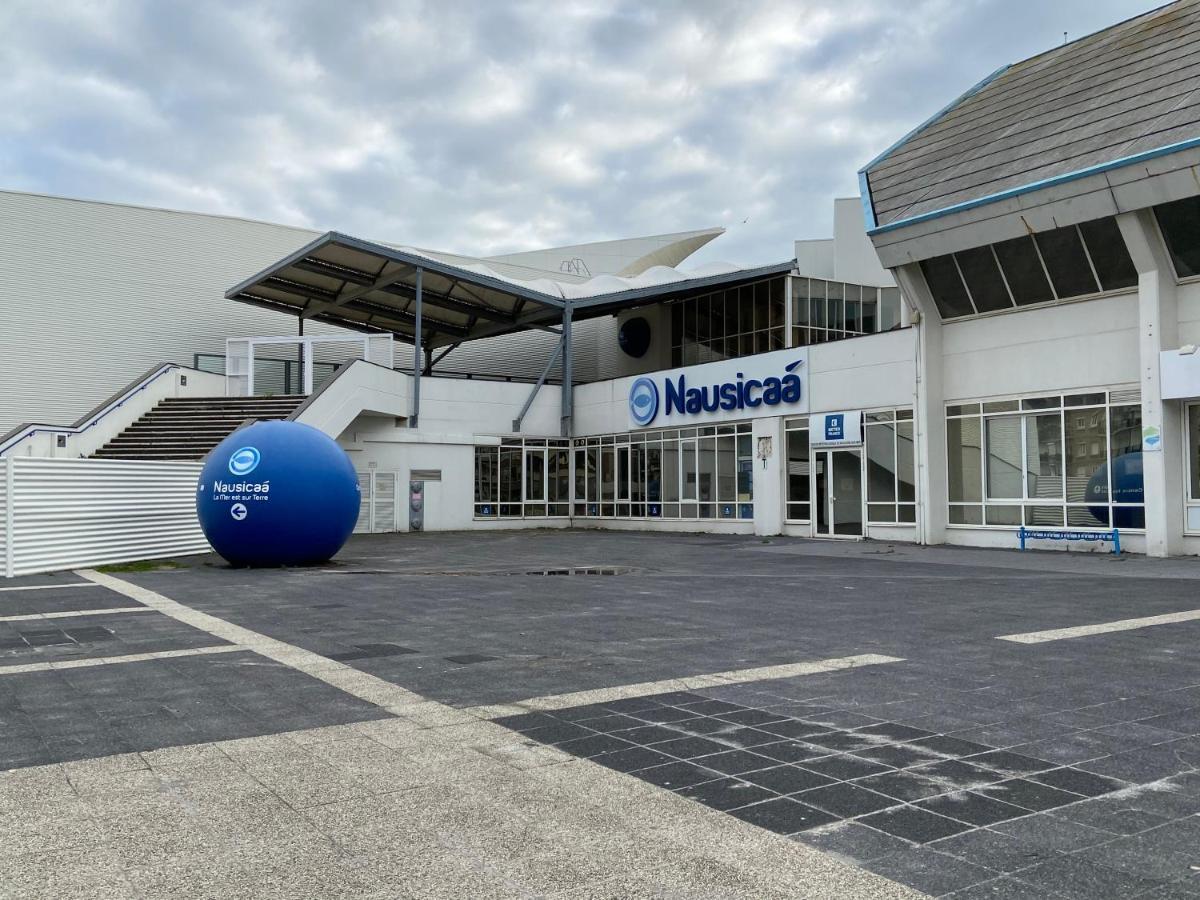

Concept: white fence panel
[[354, 470, 403, 534], [2, 457, 210, 577]]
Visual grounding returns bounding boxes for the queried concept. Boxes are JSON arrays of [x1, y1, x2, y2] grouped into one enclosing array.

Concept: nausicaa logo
[[228, 446, 261, 476], [629, 377, 660, 426], [630, 358, 804, 425]]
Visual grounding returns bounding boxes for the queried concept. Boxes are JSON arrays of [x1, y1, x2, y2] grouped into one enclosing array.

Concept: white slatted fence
[[1, 457, 210, 577]]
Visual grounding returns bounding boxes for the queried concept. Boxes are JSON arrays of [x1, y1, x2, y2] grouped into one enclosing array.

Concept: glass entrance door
[[814, 449, 864, 537]]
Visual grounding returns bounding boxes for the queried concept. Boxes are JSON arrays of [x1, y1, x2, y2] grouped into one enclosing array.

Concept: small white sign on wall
[[810, 410, 863, 446]]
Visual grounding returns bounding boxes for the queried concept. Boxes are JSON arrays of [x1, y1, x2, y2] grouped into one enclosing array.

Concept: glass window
[[861, 287, 878, 334], [525, 449, 545, 502], [670, 276, 787, 366], [1034, 225, 1099, 299], [897, 420, 915, 503], [786, 425, 810, 521], [1078, 218, 1137, 291], [1025, 414, 1063, 500], [1190, 405, 1200, 501], [717, 435, 736, 503], [827, 281, 845, 332], [947, 417, 983, 503], [1064, 408, 1108, 502], [880, 287, 902, 330], [986, 416, 1023, 499], [1154, 195, 1200, 278], [698, 438, 716, 505], [993, 235, 1054, 306], [921, 254, 974, 318], [1109, 405, 1143, 506], [662, 439, 679, 503], [944, 394, 1144, 531], [866, 422, 897, 503], [955, 246, 1012, 313]]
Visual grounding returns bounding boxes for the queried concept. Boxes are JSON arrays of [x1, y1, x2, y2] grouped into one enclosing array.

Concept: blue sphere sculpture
[[196, 420, 360, 567], [1085, 451, 1145, 529]]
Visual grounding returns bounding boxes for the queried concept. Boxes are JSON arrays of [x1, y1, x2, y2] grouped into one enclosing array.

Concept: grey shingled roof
[[863, 0, 1200, 230]]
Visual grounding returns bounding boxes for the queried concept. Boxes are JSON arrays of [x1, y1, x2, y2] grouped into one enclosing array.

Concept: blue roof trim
[[867, 134, 1200, 236], [856, 63, 1010, 232]]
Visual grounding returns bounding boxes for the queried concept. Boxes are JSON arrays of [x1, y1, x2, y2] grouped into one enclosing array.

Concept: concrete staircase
[[91, 396, 306, 461]]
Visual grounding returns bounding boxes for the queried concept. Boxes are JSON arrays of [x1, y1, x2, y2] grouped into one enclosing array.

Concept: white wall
[[808, 329, 916, 413], [0, 190, 352, 437], [940, 292, 1141, 400]]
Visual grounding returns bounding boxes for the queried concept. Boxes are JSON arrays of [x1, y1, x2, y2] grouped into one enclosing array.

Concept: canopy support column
[[411, 267, 422, 428], [560, 302, 573, 437]]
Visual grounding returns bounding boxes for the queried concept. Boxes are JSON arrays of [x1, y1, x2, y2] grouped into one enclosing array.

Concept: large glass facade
[[670, 276, 786, 366], [474, 438, 571, 518], [792, 278, 902, 346], [946, 391, 1144, 529], [574, 424, 754, 520], [475, 425, 755, 521], [919, 216, 1138, 320]]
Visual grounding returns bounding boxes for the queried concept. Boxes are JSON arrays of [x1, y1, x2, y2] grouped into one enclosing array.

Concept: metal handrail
[[0, 362, 208, 457]]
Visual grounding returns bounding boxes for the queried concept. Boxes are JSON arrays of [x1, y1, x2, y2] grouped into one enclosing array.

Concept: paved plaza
[[2, 531, 1200, 897]]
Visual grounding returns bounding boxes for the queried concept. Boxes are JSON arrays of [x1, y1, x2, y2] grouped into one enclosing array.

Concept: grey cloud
[[0, 0, 1154, 265]]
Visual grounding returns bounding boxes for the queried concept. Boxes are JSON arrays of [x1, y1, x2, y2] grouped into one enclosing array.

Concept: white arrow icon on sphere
[[231, 503, 247, 521]]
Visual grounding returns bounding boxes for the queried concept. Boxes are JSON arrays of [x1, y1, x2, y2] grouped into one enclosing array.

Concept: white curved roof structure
[[226, 230, 793, 348]]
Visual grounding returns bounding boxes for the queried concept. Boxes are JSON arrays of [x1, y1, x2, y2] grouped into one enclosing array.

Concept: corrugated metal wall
[[1, 457, 210, 577], [0, 190, 352, 436], [437, 316, 619, 383]]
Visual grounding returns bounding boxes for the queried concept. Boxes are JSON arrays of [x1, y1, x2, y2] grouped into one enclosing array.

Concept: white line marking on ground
[[0, 607, 150, 623], [470, 653, 904, 718], [76, 569, 449, 722], [0, 582, 101, 593], [997, 608, 1200, 644], [0, 644, 241, 675]]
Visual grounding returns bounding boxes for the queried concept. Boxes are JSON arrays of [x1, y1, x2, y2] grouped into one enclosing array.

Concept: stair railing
[[0, 363, 210, 458]]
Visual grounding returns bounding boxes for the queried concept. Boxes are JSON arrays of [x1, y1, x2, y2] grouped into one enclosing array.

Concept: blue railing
[[1018, 526, 1121, 555]]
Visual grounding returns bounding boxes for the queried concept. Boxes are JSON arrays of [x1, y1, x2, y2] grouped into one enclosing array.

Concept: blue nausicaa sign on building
[[626, 347, 808, 428], [196, 420, 360, 567]]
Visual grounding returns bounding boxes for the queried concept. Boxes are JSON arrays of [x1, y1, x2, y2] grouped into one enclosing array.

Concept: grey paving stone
[[1017, 854, 1169, 900], [1027, 767, 1126, 798], [867, 847, 995, 897], [675, 776, 776, 811], [798, 820, 916, 863], [988, 811, 1116, 851], [915, 791, 1029, 827], [800, 754, 893, 781], [857, 770, 955, 803], [931, 829, 1058, 875], [797, 782, 900, 818], [976, 779, 1085, 813], [859, 805, 974, 843], [692, 749, 780, 776], [727, 797, 839, 835], [944, 876, 1061, 899], [739, 764, 836, 795]]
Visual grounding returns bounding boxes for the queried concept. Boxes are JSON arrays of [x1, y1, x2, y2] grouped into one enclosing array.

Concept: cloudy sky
[[0, 0, 1155, 265]]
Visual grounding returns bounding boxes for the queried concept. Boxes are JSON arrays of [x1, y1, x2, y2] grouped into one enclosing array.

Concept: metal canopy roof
[[226, 230, 794, 348]]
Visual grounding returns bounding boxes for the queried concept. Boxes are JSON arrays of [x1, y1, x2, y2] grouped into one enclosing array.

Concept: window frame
[[946, 390, 1145, 531]]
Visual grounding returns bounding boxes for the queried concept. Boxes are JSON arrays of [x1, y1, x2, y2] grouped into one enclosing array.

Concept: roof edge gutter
[[867, 134, 1200, 237]]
